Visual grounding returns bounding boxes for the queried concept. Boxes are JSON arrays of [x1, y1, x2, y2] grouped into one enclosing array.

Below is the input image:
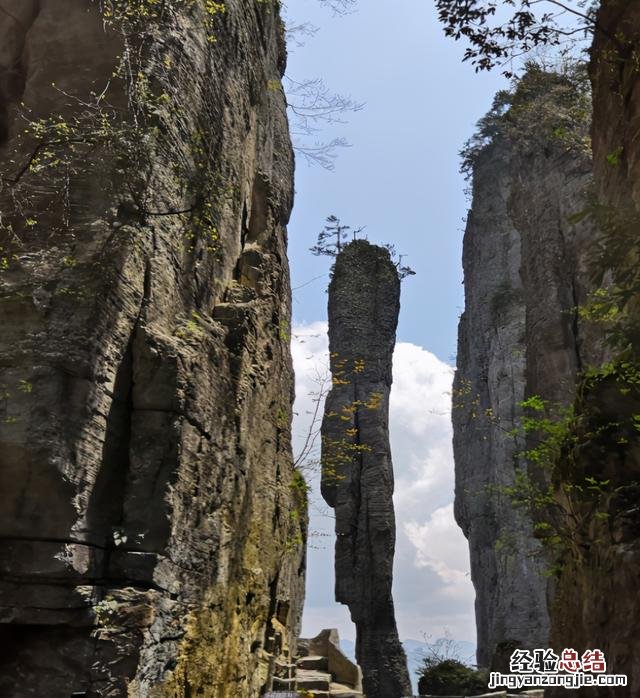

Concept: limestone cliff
[[540, 5, 640, 694], [453, 66, 604, 670], [320, 240, 411, 698], [0, 2, 305, 696], [458, 24, 640, 691]]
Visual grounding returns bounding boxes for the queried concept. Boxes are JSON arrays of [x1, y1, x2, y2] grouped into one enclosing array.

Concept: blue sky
[[285, 0, 506, 362], [284, 0, 507, 656]]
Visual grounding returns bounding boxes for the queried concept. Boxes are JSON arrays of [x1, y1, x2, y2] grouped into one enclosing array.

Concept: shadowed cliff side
[[453, 64, 605, 671], [540, 5, 640, 694], [0, 1, 305, 696], [320, 240, 411, 698]]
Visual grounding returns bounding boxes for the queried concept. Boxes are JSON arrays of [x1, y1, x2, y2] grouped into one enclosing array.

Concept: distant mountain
[[338, 638, 477, 694]]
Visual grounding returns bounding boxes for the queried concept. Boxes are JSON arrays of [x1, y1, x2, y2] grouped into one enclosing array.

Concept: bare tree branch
[[316, 0, 357, 17]]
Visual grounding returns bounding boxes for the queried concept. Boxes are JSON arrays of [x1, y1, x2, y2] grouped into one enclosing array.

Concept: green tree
[[310, 215, 363, 256], [416, 637, 488, 696], [435, 0, 600, 75]]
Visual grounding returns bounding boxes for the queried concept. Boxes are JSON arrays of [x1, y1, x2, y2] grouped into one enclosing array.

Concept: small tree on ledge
[[310, 214, 363, 257], [383, 243, 417, 280], [310, 215, 416, 280]]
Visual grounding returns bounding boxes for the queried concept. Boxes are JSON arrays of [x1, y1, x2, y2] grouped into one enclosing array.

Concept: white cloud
[[292, 323, 476, 645], [405, 504, 472, 601]]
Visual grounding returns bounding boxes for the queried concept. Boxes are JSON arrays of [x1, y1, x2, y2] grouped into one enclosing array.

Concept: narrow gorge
[[454, 64, 601, 671], [2, 1, 640, 697]]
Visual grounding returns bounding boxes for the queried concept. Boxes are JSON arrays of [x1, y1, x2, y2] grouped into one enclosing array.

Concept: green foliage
[[174, 312, 205, 340], [310, 215, 361, 257], [2, 0, 228, 260], [278, 319, 290, 342], [606, 146, 624, 166], [494, 374, 640, 566], [0, 244, 19, 275], [290, 468, 310, 500], [321, 354, 385, 486], [417, 658, 488, 697], [435, 0, 597, 75], [460, 61, 591, 180], [94, 596, 119, 627], [576, 201, 640, 353], [286, 470, 309, 552], [382, 243, 417, 280], [457, 374, 635, 568], [310, 215, 416, 280], [499, 395, 611, 559], [516, 397, 574, 469], [101, 0, 225, 41], [457, 59, 640, 573]]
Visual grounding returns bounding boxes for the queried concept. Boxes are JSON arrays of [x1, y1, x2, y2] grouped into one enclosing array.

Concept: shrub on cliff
[[310, 216, 416, 279], [417, 658, 488, 696], [460, 60, 591, 180]]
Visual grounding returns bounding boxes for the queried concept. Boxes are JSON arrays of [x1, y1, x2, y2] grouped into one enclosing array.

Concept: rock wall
[[0, 1, 305, 696], [591, 1, 640, 211], [458, 27, 640, 690], [541, 5, 640, 694], [320, 240, 411, 698], [453, 68, 604, 670]]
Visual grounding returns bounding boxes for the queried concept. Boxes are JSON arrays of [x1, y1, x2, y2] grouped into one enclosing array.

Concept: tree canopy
[[435, 0, 599, 75]]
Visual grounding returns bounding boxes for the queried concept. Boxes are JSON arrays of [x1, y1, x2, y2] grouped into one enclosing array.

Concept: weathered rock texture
[[456, 23, 640, 691], [453, 69, 605, 670], [540, 5, 640, 694], [0, 1, 305, 696], [295, 628, 363, 696], [320, 241, 411, 698]]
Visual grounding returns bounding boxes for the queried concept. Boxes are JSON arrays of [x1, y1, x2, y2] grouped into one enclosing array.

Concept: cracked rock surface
[[0, 2, 305, 696], [454, 112, 602, 671], [320, 241, 411, 698]]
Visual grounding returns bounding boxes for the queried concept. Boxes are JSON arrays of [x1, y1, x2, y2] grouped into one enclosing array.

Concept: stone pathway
[[270, 629, 363, 697], [271, 659, 364, 696]]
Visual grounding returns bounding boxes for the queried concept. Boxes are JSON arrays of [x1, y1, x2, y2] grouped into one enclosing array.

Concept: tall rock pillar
[[320, 240, 411, 698]]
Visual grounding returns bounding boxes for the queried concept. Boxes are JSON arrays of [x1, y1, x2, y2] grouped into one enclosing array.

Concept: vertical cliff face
[[540, 6, 640, 694], [453, 67, 603, 670], [591, 2, 640, 211], [0, 2, 305, 696], [320, 241, 411, 698], [458, 38, 640, 691], [454, 139, 550, 670]]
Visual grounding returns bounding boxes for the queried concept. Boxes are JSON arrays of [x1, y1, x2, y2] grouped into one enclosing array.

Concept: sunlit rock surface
[[0, 2, 305, 695]]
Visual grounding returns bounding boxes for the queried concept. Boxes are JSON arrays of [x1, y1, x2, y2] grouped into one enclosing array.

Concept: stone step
[[275, 658, 296, 667], [273, 660, 297, 679], [329, 682, 362, 697], [295, 668, 332, 691], [271, 676, 296, 691], [297, 655, 329, 671]]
